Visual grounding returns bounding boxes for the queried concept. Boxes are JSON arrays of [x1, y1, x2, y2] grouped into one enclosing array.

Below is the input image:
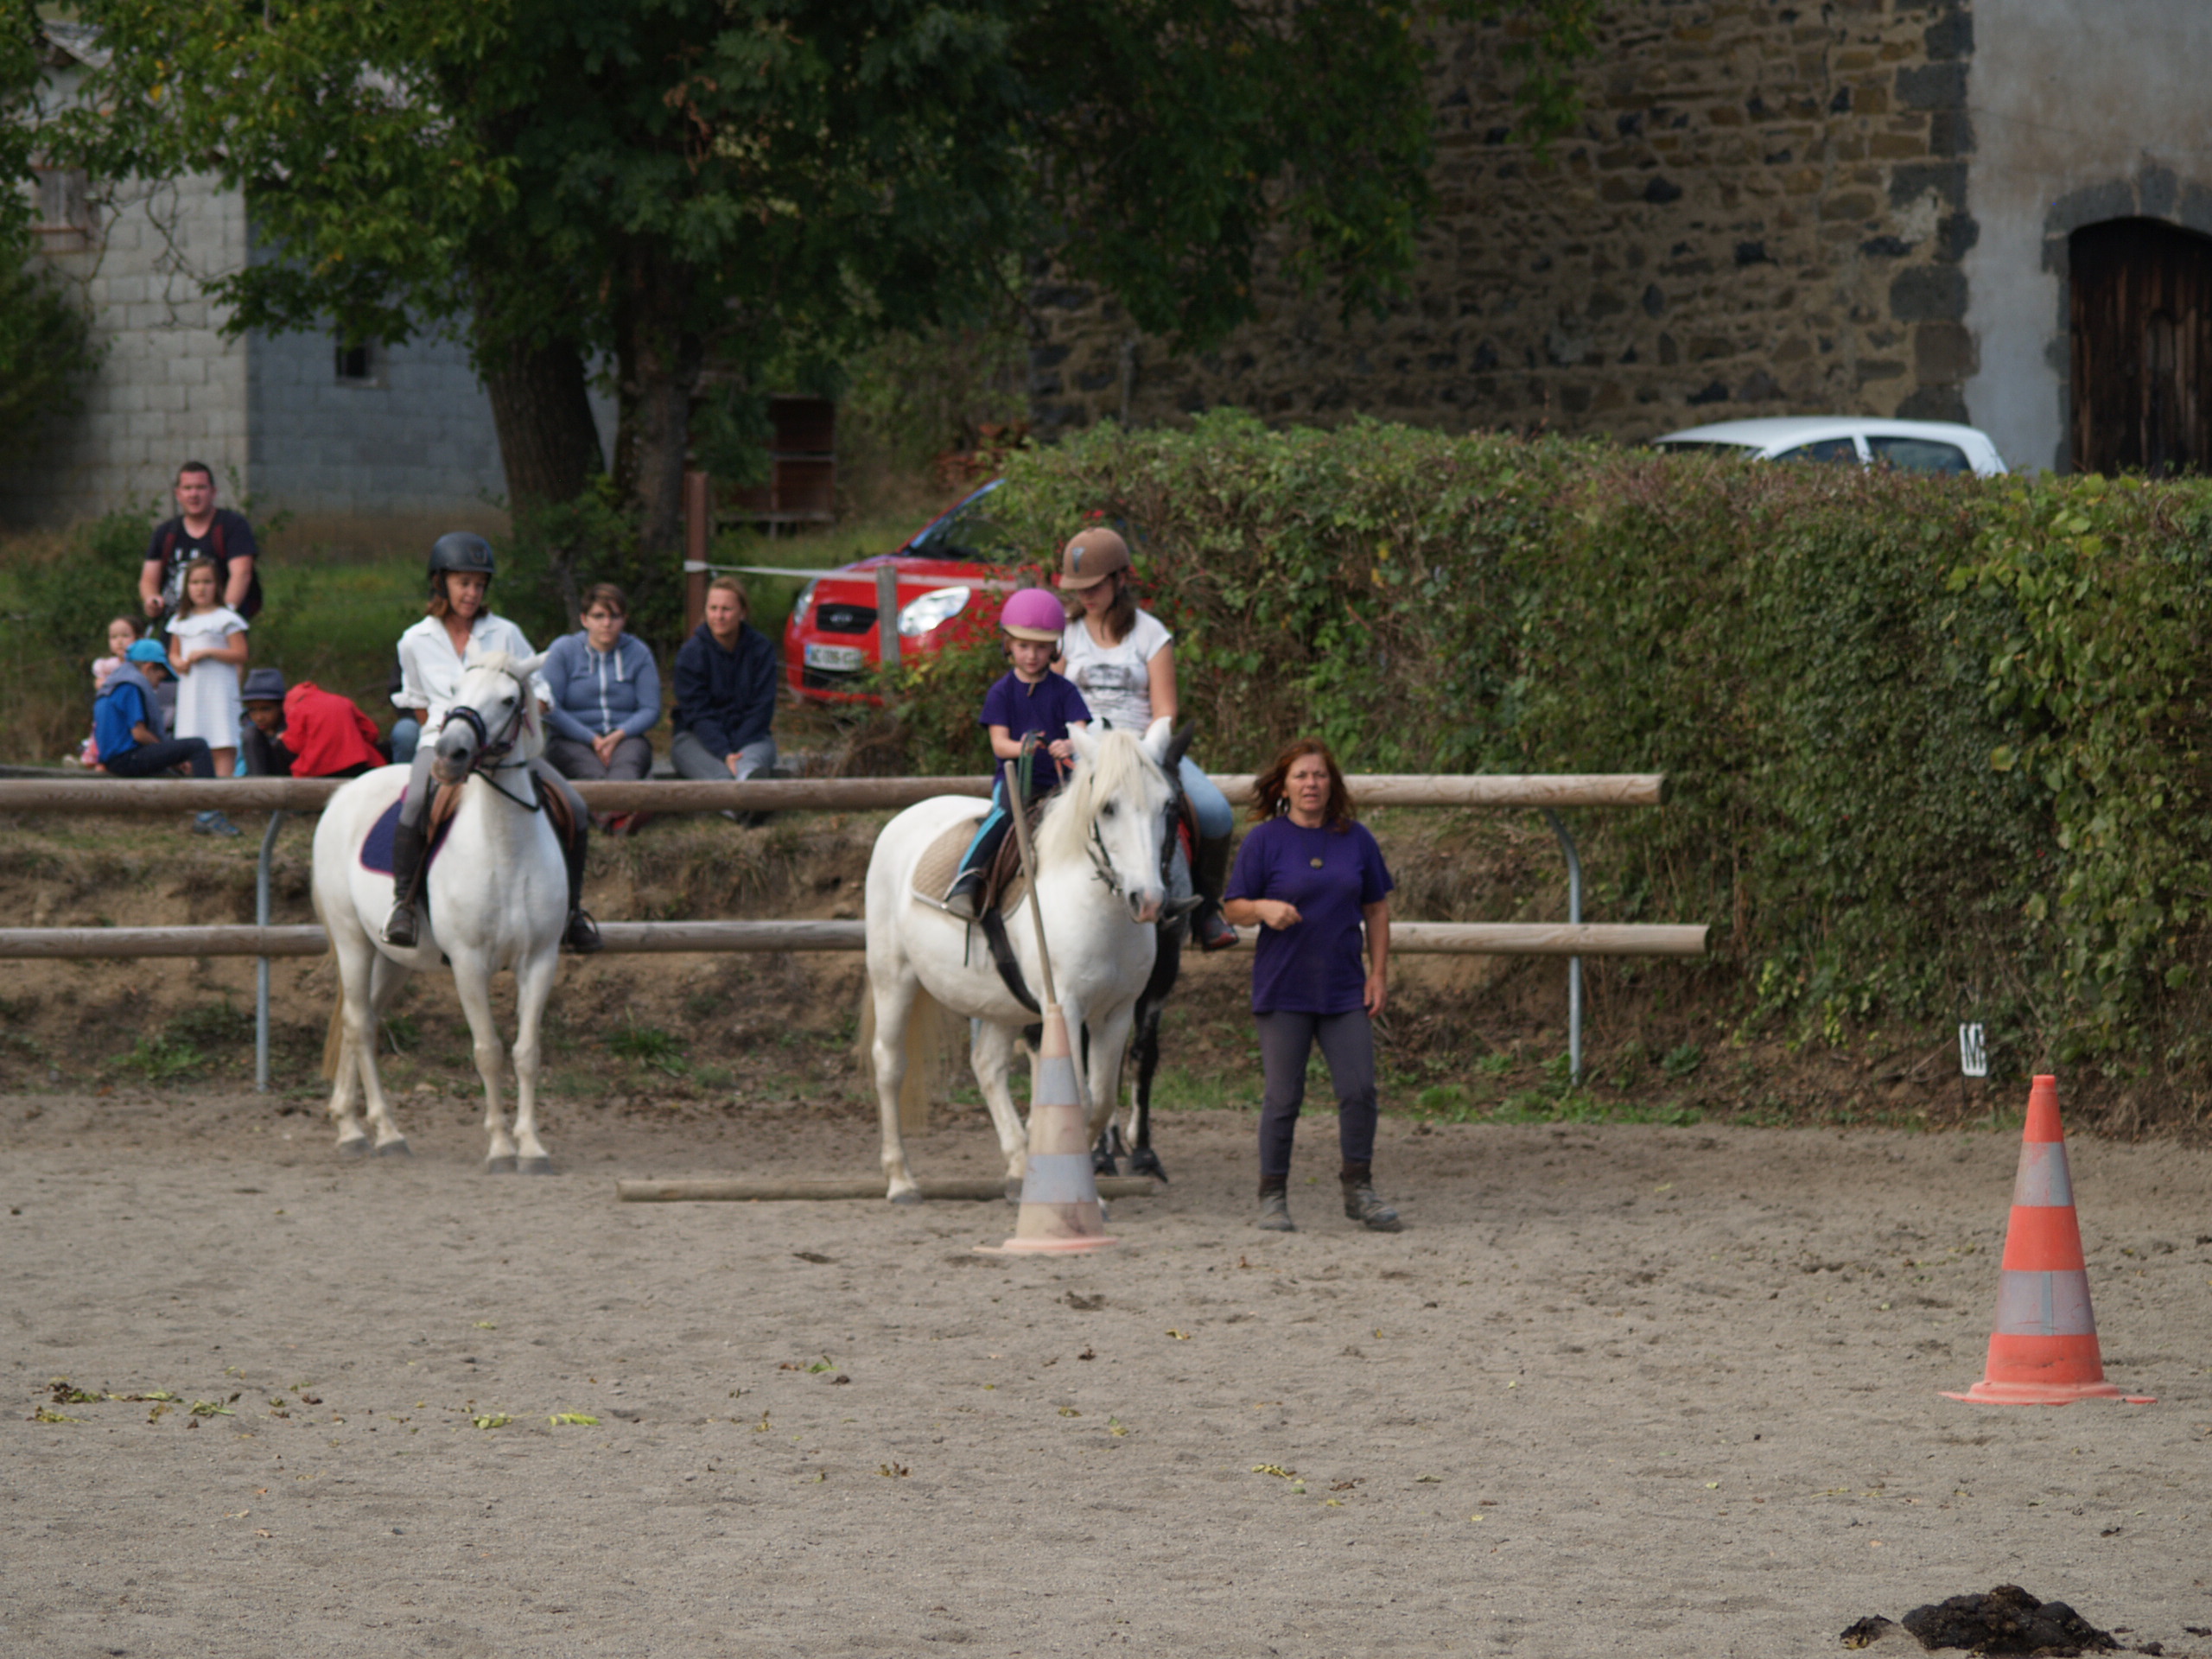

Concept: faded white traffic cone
[[979, 1003, 1117, 1254]]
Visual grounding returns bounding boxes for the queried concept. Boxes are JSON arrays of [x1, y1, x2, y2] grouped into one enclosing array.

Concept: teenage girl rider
[[1055, 527, 1237, 950], [384, 533, 601, 953]]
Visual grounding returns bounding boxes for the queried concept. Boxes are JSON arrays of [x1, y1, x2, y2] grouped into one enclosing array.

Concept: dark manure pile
[[1842, 1586, 2120, 1655]]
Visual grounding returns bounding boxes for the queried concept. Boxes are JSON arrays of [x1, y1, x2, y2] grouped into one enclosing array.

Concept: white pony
[[865, 720, 1186, 1201], [309, 652, 569, 1171]]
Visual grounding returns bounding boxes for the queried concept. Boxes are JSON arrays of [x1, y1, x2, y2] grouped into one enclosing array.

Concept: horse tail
[[319, 951, 346, 1082], [857, 970, 953, 1133]]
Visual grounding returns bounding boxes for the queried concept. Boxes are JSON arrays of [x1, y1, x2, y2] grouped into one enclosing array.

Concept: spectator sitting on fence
[[240, 670, 388, 779], [96, 640, 226, 806], [672, 575, 779, 810], [78, 615, 145, 766], [543, 582, 660, 834], [165, 556, 249, 785], [139, 459, 263, 624]]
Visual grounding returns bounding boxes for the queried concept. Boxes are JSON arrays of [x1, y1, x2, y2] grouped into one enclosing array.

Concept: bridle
[[439, 664, 540, 810]]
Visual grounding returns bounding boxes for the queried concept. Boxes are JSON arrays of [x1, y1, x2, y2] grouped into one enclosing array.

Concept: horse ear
[[1141, 715, 1173, 758], [1071, 723, 1100, 764], [513, 652, 548, 680]]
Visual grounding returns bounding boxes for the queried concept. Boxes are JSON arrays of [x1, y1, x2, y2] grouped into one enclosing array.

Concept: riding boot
[[383, 818, 427, 948], [560, 819, 603, 953], [944, 811, 1011, 922], [1255, 1174, 1295, 1232], [1192, 830, 1239, 951], [1339, 1161, 1403, 1232]]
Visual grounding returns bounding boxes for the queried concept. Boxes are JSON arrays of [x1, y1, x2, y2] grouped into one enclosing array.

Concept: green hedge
[[890, 411, 2212, 1087]]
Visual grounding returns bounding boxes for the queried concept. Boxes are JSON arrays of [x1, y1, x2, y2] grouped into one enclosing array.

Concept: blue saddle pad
[[359, 792, 451, 877]]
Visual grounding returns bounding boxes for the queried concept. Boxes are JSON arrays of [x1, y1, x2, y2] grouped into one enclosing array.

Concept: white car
[[1651, 416, 2007, 477]]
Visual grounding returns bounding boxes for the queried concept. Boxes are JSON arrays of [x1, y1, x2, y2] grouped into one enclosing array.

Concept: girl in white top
[[165, 558, 249, 778], [1056, 526, 1238, 950]]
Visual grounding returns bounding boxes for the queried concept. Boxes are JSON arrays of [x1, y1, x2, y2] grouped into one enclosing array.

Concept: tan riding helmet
[[1058, 526, 1131, 590]]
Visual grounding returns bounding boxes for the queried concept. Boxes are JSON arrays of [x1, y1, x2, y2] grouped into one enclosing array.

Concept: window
[[1866, 435, 1970, 475], [31, 164, 93, 253], [334, 340, 380, 386], [1773, 438, 1860, 465]]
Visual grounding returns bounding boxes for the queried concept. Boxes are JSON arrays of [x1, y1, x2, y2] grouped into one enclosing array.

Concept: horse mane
[[1035, 729, 1164, 865], [465, 649, 527, 682]]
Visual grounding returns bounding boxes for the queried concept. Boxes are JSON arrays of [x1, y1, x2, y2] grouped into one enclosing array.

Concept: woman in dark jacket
[[672, 575, 779, 785], [1222, 736, 1401, 1234]]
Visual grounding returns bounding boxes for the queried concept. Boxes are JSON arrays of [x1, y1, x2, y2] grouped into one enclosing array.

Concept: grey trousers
[[671, 728, 776, 782], [1255, 1008, 1378, 1179], [546, 733, 653, 782]]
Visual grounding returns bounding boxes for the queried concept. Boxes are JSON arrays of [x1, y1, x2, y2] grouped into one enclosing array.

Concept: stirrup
[[944, 871, 986, 922], [563, 908, 603, 954], [382, 902, 418, 949]]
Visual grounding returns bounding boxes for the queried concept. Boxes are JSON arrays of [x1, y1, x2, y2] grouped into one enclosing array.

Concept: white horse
[[309, 652, 570, 1171], [865, 721, 1186, 1202]]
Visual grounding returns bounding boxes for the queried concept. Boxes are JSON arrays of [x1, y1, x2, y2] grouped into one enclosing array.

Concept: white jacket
[[394, 612, 549, 728]]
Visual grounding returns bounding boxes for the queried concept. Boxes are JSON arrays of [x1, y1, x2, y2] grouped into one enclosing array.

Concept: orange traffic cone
[[1943, 1075, 2149, 1406], [976, 1003, 1118, 1255]]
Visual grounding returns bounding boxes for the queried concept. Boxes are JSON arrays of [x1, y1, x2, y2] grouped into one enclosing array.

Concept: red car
[[785, 480, 1015, 704]]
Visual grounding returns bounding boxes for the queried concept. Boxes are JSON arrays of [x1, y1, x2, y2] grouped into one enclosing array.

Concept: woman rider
[[384, 533, 601, 953], [1055, 527, 1237, 950]]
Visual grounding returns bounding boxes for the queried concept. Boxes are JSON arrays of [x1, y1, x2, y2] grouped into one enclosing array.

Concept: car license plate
[[804, 643, 866, 672]]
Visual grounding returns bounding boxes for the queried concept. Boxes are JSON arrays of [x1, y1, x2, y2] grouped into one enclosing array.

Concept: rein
[[442, 671, 542, 812]]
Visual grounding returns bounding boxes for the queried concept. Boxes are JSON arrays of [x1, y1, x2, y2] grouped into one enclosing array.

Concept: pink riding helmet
[[1000, 587, 1067, 642]]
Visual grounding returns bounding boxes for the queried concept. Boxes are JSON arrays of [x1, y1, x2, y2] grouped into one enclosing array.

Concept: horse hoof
[[1091, 1152, 1121, 1177], [484, 1154, 517, 1174], [887, 1187, 923, 1206], [1130, 1150, 1169, 1184], [374, 1138, 411, 1158], [336, 1137, 369, 1159], [518, 1155, 554, 1176]]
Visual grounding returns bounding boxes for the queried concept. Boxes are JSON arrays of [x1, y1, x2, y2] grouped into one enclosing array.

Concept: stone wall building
[[1029, 0, 2212, 476], [3, 25, 565, 534]]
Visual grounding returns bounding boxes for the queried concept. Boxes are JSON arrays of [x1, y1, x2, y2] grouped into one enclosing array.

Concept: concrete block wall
[[1028, 0, 1973, 445], [247, 327, 508, 518], [0, 173, 251, 526]]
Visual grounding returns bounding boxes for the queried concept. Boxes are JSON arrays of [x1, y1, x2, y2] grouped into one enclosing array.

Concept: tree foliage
[[51, 0, 1597, 543], [0, 3, 99, 446]]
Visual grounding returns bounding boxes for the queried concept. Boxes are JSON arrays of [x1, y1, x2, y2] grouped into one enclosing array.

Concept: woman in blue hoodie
[[543, 583, 662, 788]]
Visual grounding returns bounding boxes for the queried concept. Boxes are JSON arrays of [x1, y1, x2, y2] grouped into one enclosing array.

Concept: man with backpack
[[138, 461, 263, 622]]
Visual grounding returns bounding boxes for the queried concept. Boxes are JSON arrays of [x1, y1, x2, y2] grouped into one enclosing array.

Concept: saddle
[[358, 785, 467, 878], [911, 802, 1045, 1013]]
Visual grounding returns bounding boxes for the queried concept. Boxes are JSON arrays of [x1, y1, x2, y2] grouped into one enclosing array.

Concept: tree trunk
[[612, 243, 703, 564], [480, 325, 604, 513]]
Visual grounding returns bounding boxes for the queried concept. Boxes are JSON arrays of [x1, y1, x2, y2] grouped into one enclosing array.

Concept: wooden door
[[2070, 217, 2212, 475]]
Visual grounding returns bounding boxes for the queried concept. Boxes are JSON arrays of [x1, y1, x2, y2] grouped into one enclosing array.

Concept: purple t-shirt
[[1224, 816, 1394, 1014], [980, 670, 1091, 798]]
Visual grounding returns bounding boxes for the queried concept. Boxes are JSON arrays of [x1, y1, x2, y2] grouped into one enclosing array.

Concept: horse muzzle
[[430, 734, 476, 785], [1127, 886, 1163, 925]]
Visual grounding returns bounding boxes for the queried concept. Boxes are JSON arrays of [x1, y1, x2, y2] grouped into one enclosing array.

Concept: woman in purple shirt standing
[[1222, 737, 1402, 1233]]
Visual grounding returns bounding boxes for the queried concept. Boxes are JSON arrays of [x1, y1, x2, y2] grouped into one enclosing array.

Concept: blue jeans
[[391, 715, 422, 765], [1180, 755, 1233, 838]]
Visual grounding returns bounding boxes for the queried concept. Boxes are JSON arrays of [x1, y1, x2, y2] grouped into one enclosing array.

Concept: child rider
[[943, 588, 1092, 921]]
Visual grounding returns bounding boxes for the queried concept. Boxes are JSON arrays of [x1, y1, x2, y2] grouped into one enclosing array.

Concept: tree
[[54, 0, 1598, 555], [1, 3, 99, 448]]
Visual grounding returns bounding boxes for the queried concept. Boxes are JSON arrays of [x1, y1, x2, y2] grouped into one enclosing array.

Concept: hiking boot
[[1192, 831, 1237, 950], [193, 810, 242, 837], [1341, 1178, 1403, 1233], [1255, 1189, 1296, 1232], [944, 868, 987, 922], [563, 908, 604, 954], [383, 900, 419, 949]]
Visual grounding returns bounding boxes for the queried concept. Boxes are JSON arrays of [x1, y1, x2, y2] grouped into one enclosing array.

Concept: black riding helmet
[[428, 532, 496, 582]]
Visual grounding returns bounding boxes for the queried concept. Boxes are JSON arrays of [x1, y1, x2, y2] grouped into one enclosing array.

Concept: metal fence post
[[256, 810, 283, 1093], [1541, 808, 1583, 1086]]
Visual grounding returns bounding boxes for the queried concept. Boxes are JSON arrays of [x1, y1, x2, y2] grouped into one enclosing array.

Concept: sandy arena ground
[[3, 1088, 2209, 1658]]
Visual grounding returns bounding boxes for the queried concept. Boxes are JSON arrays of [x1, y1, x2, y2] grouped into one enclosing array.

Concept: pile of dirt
[[1843, 1586, 2120, 1655]]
